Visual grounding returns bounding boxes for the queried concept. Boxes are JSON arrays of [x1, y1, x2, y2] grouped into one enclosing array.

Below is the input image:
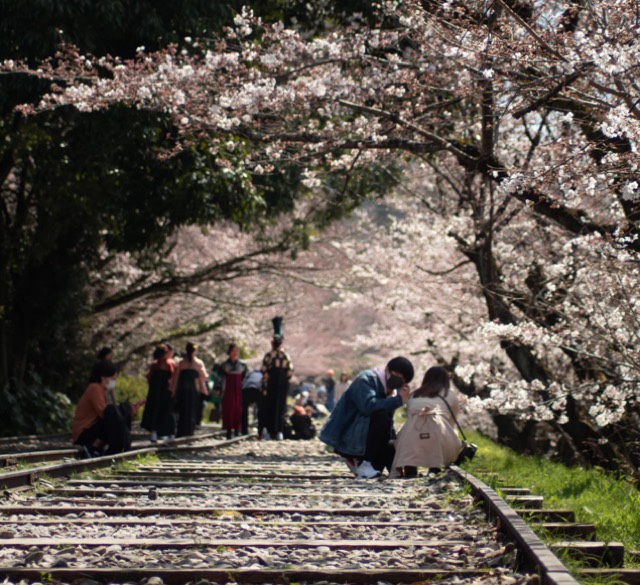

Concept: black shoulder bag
[[439, 395, 478, 465]]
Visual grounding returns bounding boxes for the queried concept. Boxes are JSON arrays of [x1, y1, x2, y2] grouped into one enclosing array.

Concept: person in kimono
[[221, 342, 248, 439]]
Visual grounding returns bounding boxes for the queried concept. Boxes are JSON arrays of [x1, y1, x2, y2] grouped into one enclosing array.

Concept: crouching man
[[319, 356, 413, 479]]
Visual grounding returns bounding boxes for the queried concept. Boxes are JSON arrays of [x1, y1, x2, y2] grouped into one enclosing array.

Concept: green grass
[[462, 431, 640, 558]]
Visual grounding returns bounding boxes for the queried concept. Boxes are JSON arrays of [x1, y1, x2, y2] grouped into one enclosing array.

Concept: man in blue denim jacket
[[319, 356, 414, 478]]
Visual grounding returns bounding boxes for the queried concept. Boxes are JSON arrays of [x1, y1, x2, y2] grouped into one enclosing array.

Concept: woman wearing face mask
[[71, 360, 142, 457]]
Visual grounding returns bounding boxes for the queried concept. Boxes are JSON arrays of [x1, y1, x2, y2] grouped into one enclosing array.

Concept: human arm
[[169, 363, 180, 397], [86, 383, 108, 418], [260, 352, 271, 392], [130, 399, 146, 416], [197, 359, 209, 396], [286, 353, 294, 379], [349, 372, 403, 416]]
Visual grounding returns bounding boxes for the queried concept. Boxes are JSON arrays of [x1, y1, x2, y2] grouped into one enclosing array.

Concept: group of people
[[71, 342, 210, 456], [140, 337, 291, 443], [71, 332, 298, 456], [320, 357, 464, 479], [72, 339, 466, 478]]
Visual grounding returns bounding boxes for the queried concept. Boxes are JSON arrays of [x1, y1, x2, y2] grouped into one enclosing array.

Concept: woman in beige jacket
[[390, 366, 463, 478]]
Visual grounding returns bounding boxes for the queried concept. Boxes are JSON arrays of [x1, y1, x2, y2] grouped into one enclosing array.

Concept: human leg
[[273, 385, 288, 438], [75, 419, 108, 457], [103, 403, 132, 455], [363, 409, 395, 473], [242, 388, 260, 434]]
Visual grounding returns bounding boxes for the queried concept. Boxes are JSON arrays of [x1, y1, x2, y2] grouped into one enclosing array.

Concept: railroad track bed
[[0, 426, 226, 468], [0, 438, 551, 584]]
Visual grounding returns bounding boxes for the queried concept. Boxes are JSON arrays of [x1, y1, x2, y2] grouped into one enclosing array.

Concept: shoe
[[355, 460, 381, 479], [150, 431, 158, 443], [276, 432, 284, 441], [343, 457, 358, 475], [82, 445, 102, 459]]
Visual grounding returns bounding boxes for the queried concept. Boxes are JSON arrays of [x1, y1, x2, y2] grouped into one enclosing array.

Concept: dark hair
[[164, 342, 173, 352], [228, 343, 239, 355], [386, 356, 414, 383], [152, 344, 167, 360], [412, 366, 450, 398], [89, 359, 117, 383], [96, 346, 113, 361], [186, 342, 197, 360]]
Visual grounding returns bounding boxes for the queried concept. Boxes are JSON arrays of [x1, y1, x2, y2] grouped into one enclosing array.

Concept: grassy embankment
[[462, 431, 640, 564]]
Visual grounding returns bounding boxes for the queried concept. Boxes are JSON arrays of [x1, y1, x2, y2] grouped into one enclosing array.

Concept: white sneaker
[[150, 431, 158, 443], [276, 432, 284, 441], [355, 460, 381, 479]]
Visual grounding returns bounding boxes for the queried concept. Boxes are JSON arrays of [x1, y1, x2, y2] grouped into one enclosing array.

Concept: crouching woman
[[71, 360, 139, 457], [390, 366, 463, 478]]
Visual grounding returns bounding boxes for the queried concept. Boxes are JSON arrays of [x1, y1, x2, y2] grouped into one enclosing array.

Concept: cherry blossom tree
[[4, 0, 640, 471]]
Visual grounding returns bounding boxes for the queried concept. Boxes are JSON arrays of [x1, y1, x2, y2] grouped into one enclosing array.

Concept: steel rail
[[0, 431, 245, 490], [451, 465, 580, 585]]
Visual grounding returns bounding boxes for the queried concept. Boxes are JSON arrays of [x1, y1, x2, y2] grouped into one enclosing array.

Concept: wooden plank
[[116, 466, 344, 481], [0, 568, 492, 584], [518, 509, 575, 522], [504, 495, 544, 509], [535, 522, 597, 539], [49, 487, 415, 498], [0, 505, 455, 516], [499, 487, 531, 495], [0, 537, 469, 549], [577, 569, 640, 585], [0, 517, 461, 528], [550, 541, 625, 568]]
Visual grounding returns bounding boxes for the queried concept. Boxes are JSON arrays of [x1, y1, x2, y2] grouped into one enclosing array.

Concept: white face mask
[[106, 379, 116, 391]]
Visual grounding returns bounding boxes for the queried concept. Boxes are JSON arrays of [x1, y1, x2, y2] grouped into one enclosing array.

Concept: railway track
[[0, 427, 228, 473], [0, 436, 582, 585]]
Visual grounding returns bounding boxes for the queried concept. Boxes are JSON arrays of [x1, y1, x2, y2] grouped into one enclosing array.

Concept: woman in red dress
[[221, 343, 247, 439]]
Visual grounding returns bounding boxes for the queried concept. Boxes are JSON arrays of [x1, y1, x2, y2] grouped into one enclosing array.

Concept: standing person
[[221, 343, 248, 439], [241, 368, 263, 435], [72, 360, 142, 457], [170, 342, 209, 437], [390, 366, 463, 478], [335, 372, 351, 405], [260, 334, 294, 440], [319, 356, 414, 479], [141, 344, 176, 443], [324, 369, 337, 411]]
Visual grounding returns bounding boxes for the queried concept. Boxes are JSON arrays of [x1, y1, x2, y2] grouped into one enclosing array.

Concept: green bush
[[0, 374, 74, 436], [115, 375, 148, 421]]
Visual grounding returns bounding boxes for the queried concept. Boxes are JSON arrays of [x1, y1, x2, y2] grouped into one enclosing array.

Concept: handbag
[[439, 395, 478, 465]]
